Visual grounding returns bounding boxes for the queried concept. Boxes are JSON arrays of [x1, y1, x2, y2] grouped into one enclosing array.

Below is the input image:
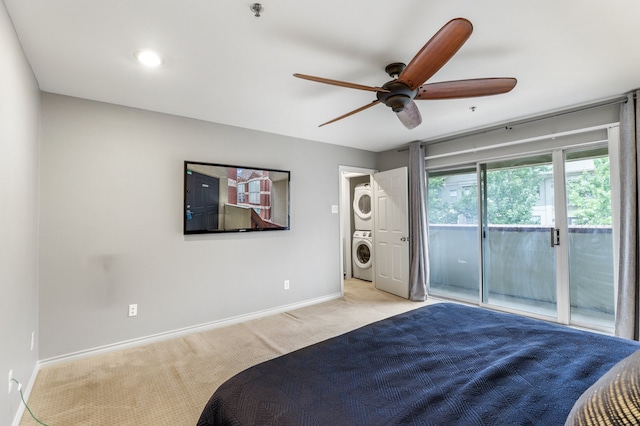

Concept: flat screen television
[[184, 161, 290, 234]]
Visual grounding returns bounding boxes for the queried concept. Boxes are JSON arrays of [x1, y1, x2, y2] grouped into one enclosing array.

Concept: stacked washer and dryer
[[352, 183, 373, 281]]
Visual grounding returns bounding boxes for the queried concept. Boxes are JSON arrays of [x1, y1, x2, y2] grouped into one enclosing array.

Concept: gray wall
[[377, 147, 409, 172], [0, 2, 41, 424], [38, 93, 377, 359]]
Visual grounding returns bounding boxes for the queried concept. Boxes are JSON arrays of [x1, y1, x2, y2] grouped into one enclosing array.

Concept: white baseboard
[[11, 365, 40, 426], [39, 292, 342, 367]]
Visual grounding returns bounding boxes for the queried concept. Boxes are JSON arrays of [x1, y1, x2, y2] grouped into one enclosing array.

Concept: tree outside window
[[566, 157, 611, 225], [428, 166, 550, 225]]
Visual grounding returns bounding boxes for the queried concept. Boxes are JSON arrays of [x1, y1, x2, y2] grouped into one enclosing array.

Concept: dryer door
[[353, 189, 372, 220], [353, 240, 372, 269]]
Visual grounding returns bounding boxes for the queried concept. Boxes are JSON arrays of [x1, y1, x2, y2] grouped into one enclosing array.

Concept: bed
[[197, 303, 640, 425]]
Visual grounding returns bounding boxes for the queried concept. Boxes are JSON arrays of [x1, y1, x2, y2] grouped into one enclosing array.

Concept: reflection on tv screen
[[184, 161, 290, 234]]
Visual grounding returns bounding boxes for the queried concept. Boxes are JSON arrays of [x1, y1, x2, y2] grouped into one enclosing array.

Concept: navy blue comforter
[[197, 303, 640, 425]]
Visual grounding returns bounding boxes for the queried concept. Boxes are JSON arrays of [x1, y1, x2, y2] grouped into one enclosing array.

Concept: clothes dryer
[[353, 183, 372, 231], [352, 230, 373, 281]]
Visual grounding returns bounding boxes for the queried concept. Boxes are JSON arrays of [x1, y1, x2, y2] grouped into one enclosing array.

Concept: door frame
[[338, 165, 377, 296]]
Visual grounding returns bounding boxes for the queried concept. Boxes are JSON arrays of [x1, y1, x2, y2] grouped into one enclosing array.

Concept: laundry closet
[[349, 175, 373, 281], [340, 166, 410, 298]]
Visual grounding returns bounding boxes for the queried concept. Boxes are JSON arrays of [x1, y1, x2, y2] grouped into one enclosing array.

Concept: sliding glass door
[[428, 145, 615, 330], [480, 155, 558, 318], [428, 168, 479, 303], [565, 148, 615, 327]]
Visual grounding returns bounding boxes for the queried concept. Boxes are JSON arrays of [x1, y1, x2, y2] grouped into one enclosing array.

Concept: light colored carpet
[[20, 280, 436, 425]]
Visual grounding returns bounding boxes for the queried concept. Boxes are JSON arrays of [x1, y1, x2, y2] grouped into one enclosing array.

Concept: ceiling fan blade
[[415, 78, 517, 100], [294, 74, 389, 93], [397, 18, 473, 91], [396, 100, 422, 130], [318, 100, 381, 127]]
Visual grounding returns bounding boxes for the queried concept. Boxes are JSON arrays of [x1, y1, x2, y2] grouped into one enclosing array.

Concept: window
[[248, 180, 260, 205], [238, 183, 246, 203]]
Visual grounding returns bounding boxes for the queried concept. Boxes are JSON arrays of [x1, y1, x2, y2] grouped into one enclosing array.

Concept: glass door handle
[[550, 227, 558, 247]]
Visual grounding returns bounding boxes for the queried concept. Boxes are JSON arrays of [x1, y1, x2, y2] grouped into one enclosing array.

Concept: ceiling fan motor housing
[[377, 81, 418, 112]]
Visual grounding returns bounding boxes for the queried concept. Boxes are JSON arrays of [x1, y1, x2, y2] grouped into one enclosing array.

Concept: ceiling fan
[[294, 17, 517, 130]]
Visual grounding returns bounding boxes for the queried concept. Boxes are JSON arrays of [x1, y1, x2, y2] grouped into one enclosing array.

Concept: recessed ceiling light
[[134, 50, 164, 67]]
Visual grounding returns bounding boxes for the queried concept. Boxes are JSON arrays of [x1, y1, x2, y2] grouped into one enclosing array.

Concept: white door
[[372, 167, 410, 298]]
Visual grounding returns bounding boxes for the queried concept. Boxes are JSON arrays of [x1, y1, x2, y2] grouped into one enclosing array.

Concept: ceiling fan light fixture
[[134, 50, 164, 67], [386, 95, 411, 112]]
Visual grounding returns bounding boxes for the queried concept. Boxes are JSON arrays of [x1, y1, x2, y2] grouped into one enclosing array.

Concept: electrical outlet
[[284, 280, 290, 290], [8, 369, 12, 394], [128, 304, 138, 317]]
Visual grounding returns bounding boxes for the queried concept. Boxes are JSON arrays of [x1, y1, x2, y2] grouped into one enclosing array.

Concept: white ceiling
[[4, 1, 640, 152]]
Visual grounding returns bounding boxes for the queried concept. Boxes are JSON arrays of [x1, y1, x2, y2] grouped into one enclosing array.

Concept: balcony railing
[[428, 224, 614, 328]]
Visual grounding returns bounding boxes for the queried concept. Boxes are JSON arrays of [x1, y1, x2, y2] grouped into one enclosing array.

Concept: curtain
[[408, 142, 429, 301], [616, 90, 640, 340]]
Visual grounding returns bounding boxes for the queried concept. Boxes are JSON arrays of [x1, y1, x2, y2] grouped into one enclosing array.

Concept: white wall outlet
[[8, 369, 13, 394], [284, 280, 290, 290], [128, 304, 138, 317], [31, 331, 35, 351]]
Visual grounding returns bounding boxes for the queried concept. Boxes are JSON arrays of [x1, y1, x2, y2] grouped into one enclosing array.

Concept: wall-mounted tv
[[184, 161, 290, 234]]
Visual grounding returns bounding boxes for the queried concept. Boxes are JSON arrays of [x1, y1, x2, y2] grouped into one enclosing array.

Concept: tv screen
[[184, 161, 290, 234]]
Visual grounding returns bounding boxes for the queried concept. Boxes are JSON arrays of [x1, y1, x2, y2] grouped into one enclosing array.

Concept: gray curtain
[[408, 142, 429, 301], [616, 90, 640, 340]]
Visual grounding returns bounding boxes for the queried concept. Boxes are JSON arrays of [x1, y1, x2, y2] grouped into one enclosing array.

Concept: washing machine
[[353, 183, 372, 230], [352, 230, 373, 281]]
